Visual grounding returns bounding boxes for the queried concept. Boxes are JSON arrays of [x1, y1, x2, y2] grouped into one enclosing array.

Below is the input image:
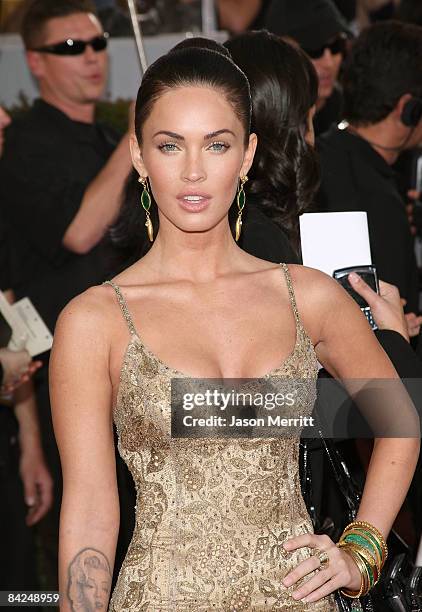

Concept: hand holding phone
[[348, 275, 409, 341], [333, 265, 379, 330]]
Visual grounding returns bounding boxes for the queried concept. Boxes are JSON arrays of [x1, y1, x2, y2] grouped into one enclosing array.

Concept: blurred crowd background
[[1, 0, 421, 35]]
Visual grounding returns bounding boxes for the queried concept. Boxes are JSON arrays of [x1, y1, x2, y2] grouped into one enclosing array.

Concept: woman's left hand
[[282, 533, 362, 603]]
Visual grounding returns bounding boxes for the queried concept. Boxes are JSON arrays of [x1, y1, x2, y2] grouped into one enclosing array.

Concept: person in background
[[0, 107, 42, 391], [0, 107, 43, 391], [356, 0, 400, 28], [0, 349, 41, 393], [317, 21, 422, 326], [216, 0, 269, 33], [216, 0, 356, 34], [0, 363, 53, 592], [0, 0, 131, 333], [329, 272, 422, 544], [0, 109, 52, 593], [0, 0, 132, 590], [224, 31, 319, 254], [393, 0, 422, 237], [263, 0, 350, 137], [94, 0, 133, 37]]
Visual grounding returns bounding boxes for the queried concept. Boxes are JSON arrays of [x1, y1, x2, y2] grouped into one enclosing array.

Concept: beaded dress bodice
[[105, 264, 336, 611]]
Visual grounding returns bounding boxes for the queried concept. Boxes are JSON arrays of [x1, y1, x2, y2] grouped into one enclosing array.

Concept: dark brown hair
[[21, 0, 97, 49], [225, 30, 320, 246], [343, 21, 422, 126], [171, 36, 231, 58], [134, 45, 251, 145]]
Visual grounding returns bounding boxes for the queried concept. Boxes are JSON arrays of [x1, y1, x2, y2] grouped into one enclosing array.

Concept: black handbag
[[300, 432, 422, 612]]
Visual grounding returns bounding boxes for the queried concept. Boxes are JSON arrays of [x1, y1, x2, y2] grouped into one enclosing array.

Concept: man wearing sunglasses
[[0, 0, 133, 328], [264, 0, 351, 136], [0, 0, 133, 592]]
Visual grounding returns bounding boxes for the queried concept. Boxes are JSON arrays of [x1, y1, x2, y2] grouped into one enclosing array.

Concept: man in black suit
[[317, 21, 422, 320]]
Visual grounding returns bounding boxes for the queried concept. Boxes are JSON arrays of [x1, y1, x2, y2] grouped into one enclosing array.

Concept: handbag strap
[[300, 409, 362, 524]]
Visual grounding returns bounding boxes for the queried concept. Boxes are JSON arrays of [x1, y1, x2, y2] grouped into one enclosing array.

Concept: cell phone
[[332, 265, 379, 330]]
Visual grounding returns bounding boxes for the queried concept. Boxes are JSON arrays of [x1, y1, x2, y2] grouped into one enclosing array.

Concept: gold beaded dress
[[105, 264, 336, 611]]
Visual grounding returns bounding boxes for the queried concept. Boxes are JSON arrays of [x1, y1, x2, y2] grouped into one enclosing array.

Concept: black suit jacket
[[317, 126, 418, 313]]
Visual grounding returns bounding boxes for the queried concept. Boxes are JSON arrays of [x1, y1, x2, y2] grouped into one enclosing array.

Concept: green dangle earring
[[138, 176, 154, 242], [235, 175, 248, 242]]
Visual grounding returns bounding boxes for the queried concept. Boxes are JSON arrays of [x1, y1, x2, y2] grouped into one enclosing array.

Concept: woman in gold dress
[[50, 44, 419, 611]]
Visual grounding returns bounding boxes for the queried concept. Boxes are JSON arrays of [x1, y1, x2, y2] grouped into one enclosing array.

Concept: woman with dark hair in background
[[225, 30, 320, 253]]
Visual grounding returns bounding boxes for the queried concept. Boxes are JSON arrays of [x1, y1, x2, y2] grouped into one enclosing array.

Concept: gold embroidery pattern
[[106, 267, 336, 611]]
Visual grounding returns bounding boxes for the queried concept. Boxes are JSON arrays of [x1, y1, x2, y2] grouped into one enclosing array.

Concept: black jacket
[[238, 199, 299, 264], [317, 126, 418, 313], [0, 99, 120, 332]]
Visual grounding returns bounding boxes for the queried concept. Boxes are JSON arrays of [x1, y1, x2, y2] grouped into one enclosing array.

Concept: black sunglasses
[[304, 34, 347, 60], [32, 33, 109, 56]]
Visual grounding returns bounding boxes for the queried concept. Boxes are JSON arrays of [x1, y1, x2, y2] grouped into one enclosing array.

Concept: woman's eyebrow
[[153, 130, 183, 139], [204, 129, 235, 139], [152, 129, 236, 140]]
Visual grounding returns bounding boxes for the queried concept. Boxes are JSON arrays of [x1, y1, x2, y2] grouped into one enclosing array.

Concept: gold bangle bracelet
[[341, 528, 387, 570], [355, 528, 387, 566], [338, 545, 370, 598], [339, 530, 383, 569], [338, 540, 380, 574], [337, 542, 380, 586], [343, 521, 388, 561]]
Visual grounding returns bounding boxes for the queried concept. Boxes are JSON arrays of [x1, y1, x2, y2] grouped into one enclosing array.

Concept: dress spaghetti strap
[[280, 262, 301, 328], [103, 280, 138, 337]]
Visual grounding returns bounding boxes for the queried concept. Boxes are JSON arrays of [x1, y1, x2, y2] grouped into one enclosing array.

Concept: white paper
[[12, 298, 53, 356], [299, 212, 372, 276], [0, 291, 53, 357], [0, 291, 27, 349]]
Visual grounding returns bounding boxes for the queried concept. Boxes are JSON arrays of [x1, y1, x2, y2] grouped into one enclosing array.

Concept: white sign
[[299, 211, 372, 276], [0, 291, 52, 356]]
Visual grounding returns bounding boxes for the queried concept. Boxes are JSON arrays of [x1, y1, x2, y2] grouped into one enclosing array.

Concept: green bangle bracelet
[[342, 533, 381, 566]]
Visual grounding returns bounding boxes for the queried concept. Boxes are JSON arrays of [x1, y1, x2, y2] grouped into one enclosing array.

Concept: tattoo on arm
[[66, 548, 112, 611]]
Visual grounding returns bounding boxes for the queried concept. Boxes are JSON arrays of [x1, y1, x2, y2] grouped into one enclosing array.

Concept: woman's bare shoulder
[[285, 263, 330, 280], [54, 284, 120, 340], [286, 264, 346, 299], [283, 264, 357, 335]]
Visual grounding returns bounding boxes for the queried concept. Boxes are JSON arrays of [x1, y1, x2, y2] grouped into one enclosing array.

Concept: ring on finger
[[314, 548, 330, 570]]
